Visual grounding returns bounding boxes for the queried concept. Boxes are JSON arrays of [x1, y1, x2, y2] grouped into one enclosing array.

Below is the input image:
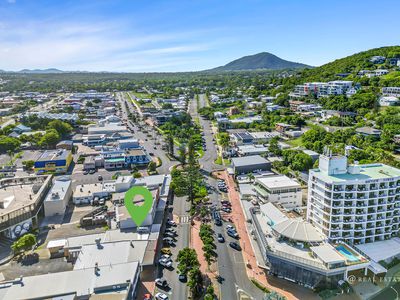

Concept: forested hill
[[209, 52, 312, 71], [299, 46, 400, 82]]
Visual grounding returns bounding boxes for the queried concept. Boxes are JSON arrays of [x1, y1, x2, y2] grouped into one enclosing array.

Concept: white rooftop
[[273, 218, 325, 242], [260, 202, 287, 226], [355, 238, 400, 262], [256, 175, 300, 190], [74, 240, 148, 269], [311, 245, 345, 264], [1, 261, 139, 300], [73, 183, 103, 197], [44, 176, 71, 203]]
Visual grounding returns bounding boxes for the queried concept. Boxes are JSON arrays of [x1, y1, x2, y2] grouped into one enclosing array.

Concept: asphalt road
[[115, 93, 261, 299], [370, 283, 400, 300], [118, 92, 189, 300], [155, 195, 191, 300], [118, 92, 178, 174], [189, 95, 263, 299], [188, 94, 219, 174]]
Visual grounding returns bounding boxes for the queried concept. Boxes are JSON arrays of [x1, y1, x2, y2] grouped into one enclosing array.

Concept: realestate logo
[[124, 186, 153, 226]]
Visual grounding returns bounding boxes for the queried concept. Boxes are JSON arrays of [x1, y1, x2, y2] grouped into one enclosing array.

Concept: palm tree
[[247, 173, 255, 183]]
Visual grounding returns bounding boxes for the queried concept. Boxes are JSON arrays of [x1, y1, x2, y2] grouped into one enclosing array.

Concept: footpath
[[216, 170, 319, 300]]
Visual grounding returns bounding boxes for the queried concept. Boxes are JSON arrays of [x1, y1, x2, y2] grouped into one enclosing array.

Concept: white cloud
[[0, 19, 215, 71]]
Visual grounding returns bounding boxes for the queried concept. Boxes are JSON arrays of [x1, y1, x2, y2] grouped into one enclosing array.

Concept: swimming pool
[[336, 245, 359, 262]]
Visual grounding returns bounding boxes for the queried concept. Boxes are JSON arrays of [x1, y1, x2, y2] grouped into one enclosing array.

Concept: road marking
[[178, 215, 190, 224], [233, 252, 245, 264]]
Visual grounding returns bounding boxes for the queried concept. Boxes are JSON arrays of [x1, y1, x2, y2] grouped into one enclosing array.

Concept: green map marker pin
[[124, 186, 154, 227]]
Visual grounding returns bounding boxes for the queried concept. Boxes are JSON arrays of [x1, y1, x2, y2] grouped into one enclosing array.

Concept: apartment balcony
[[357, 185, 367, 191], [346, 185, 355, 192], [366, 224, 375, 229], [370, 184, 377, 190], [343, 218, 353, 223], [355, 218, 366, 223], [354, 225, 364, 230], [366, 231, 374, 236]]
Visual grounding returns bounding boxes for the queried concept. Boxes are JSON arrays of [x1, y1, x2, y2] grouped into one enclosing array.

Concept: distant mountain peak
[[18, 68, 65, 74], [209, 52, 312, 71]]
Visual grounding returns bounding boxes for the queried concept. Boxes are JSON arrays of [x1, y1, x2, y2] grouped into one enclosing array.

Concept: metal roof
[[273, 218, 325, 242]]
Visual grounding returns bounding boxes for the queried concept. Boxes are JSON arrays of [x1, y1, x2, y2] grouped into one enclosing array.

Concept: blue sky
[[0, 0, 399, 72]]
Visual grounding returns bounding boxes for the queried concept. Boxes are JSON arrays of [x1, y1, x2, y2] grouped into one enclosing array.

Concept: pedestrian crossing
[[178, 215, 190, 224]]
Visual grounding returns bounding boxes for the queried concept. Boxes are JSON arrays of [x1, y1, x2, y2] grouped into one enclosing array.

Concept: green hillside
[[300, 46, 400, 82], [210, 52, 312, 71]]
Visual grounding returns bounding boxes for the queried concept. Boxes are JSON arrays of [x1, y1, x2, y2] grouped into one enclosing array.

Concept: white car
[[226, 225, 234, 231], [159, 258, 172, 268], [167, 220, 177, 226], [155, 293, 168, 300], [160, 254, 171, 260]]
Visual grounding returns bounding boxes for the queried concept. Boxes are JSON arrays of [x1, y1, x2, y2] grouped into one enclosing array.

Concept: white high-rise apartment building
[[307, 153, 400, 245]]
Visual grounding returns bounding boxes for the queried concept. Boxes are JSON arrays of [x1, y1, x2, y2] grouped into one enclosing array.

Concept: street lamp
[[391, 286, 399, 300]]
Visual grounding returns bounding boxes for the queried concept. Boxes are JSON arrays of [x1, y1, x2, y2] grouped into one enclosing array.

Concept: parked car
[[167, 220, 177, 226], [160, 254, 171, 260], [89, 169, 95, 174], [160, 248, 172, 255], [165, 228, 177, 234], [163, 232, 176, 238], [217, 233, 225, 243], [178, 273, 187, 282], [163, 237, 174, 245], [221, 207, 232, 213], [229, 242, 242, 251], [227, 229, 239, 239], [226, 225, 234, 231], [158, 258, 172, 268], [83, 170, 88, 175], [155, 292, 168, 300], [143, 293, 152, 300], [155, 277, 169, 288]]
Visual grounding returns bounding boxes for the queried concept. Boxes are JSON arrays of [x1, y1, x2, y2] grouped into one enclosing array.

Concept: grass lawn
[[214, 156, 223, 165], [223, 158, 231, 165], [287, 137, 304, 147], [126, 92, 140, 106], [131, 92, 151, 99]]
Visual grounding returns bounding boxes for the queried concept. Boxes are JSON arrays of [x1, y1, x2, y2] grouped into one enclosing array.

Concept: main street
[[119, 92, 190, 300], [117, 92, 264, 299], [189, 95, 264, 299]]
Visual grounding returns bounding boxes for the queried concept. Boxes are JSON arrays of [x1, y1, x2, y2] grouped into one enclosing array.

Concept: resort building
[[250, 202, 370, 289], [307, 151, 400, 245]]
